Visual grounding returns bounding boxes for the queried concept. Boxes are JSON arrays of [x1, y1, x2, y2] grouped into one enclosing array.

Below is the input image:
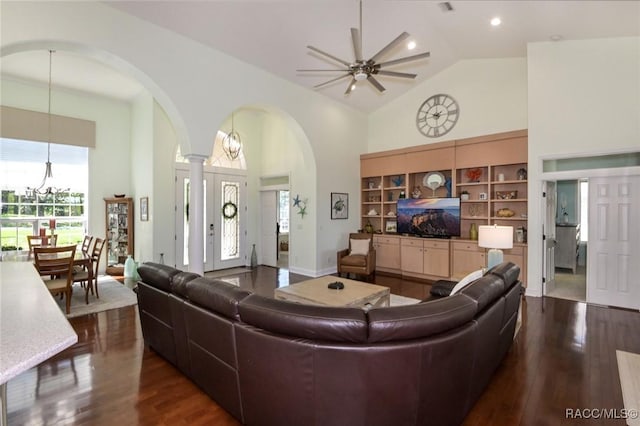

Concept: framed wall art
[[140, 196, 149, 221], [331, 192, 348, 220]]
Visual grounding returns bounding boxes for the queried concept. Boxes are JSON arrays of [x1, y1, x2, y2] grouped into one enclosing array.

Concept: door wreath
[[222, 201, 238, 219]]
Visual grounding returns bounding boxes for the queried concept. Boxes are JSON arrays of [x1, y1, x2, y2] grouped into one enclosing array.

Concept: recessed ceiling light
[[550, 34, 563, 42], [407, 41, 416, 50], [490, 17, 501, 27]]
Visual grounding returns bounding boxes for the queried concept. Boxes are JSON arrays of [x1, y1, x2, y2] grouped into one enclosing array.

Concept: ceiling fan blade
[[351, 28, 363, 62], [314, 73, 351, 89], [297, 69, 350, 72], [307, 45, 352, 67], [377, 51, 430, 68], [344, 78, 357, 95], [367, 75, 386, 93], [376, 70, 417, 79], [369, 32, 410, 63]]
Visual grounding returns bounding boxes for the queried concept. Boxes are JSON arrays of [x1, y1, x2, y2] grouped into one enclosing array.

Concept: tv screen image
[[396, 198, 461, 238]]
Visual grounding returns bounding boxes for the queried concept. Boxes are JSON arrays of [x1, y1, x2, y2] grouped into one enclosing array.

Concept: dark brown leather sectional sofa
[[136, 261, 521, 426]]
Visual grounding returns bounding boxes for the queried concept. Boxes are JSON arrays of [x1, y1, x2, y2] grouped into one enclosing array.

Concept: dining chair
[[73, 237, 105, 301], [27, 234, 59, 258], [33, 245, 77, 314], [80, 235, 93, 254]]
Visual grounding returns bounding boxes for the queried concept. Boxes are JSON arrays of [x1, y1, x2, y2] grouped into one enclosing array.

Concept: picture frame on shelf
[[385, 220, 397, 233], [331, 192, 348, 220], [140, 197, 149, 221]]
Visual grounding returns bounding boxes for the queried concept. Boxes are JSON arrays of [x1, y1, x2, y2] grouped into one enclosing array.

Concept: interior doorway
[[546, 179, 587, 303], [259, 175, 290, 269]]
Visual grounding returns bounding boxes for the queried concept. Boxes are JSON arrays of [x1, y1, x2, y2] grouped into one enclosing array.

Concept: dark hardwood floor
[[6, 267, 639, 425]]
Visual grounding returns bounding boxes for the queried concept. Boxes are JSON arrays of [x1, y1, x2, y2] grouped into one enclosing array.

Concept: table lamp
[[478, 225, 513, 269]]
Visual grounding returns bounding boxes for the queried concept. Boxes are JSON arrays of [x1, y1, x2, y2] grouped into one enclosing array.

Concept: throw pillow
[[449, 269, 484, 296], [350, 238, 370, 256]]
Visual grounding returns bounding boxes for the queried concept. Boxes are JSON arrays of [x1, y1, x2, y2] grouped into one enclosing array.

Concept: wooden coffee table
[[275, 276, 390, 308]]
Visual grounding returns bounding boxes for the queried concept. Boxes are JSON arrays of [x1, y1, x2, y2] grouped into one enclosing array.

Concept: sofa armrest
[[367, 247, 376, 271], [337, 248, 350, 263]]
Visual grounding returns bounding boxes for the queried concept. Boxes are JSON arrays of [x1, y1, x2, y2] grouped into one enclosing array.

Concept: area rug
[[204, 267, 253, 279], [616, 350, 640, 426], [56, 276, 137, 318]]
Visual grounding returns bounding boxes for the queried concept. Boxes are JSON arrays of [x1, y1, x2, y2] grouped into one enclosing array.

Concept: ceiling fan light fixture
[[354, 70, 367, 81]]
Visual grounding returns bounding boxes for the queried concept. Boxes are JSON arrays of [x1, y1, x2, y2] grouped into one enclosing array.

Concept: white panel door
[[213, 173, 247, 270], [587, 176, 640, 309], [260, 191, 278, 267], [542, 181, 557, 294], [175, 170, 215, 271]]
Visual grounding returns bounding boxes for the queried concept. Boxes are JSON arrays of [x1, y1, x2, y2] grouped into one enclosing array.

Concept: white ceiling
[[2, 1, 639, 113]]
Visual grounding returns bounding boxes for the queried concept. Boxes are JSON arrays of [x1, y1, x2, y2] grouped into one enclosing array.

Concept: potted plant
[[460, 190, 470, 201]]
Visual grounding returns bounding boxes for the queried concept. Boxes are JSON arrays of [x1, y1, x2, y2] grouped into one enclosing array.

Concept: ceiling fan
[[297, 0, 430, 95]]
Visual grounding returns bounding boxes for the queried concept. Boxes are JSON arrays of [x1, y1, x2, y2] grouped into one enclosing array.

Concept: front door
[[587, 175, 640, 309], [175, 169, 215, 271], [213, 173, 247, 270]]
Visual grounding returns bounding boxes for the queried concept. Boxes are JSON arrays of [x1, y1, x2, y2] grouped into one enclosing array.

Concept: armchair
[[337, 233, 376, 281]]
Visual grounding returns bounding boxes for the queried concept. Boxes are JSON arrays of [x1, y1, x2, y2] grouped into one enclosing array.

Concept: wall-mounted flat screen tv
[[396, 198, 461, 238]]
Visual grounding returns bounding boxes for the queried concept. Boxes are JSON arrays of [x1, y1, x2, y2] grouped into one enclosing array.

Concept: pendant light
[[27, 50, 69, 197], [222, 112, 242, 160]]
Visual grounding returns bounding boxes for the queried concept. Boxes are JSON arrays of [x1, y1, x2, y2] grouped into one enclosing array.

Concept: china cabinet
[[104, 197, 134, 276]]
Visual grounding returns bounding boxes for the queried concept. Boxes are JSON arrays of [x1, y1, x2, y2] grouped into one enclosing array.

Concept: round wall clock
[[416, 94, 459, 138]]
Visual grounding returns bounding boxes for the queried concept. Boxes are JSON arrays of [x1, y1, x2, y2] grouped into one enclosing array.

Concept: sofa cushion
[[350, 238, 370, 255], [238, 294, 369, 343], [171, 271, 201, 298], [137, 262, 181, 292], [340, 254, 367, 267], [429, 280, 457, 297], [367, 294, 477, 342], [186, 277, 251, 321], [460, 274, 505, 313], [450, 269, 484, 296], [487, 262, 520, 289]]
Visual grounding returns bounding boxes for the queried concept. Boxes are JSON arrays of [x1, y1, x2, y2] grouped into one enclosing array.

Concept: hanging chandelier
[[27, 50, 69, 197], [222, 112, 242, 160]]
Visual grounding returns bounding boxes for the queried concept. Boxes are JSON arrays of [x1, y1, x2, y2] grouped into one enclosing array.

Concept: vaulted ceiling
[[2, 1, 639, 113]]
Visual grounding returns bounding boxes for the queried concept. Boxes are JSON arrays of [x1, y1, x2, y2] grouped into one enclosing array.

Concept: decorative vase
[[563, 212, 569, 224], [364, 221, 374, 233], [124, 255, 136, 278], [469, 223, 478, 241], [251, 244, 258, 268]]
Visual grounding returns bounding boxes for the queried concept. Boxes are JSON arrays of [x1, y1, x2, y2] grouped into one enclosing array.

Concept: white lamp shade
[[478, 225, 513, 250]]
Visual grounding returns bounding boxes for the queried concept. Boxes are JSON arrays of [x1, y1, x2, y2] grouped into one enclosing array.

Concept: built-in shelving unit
[[360, 129, 529, 285]]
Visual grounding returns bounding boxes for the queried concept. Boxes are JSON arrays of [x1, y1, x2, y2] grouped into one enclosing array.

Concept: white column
[[186, 154, 207, 275]]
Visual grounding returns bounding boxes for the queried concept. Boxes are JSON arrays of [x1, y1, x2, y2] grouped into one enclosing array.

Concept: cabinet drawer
[[504, 246, 524, 256], [423, 240, 449, 250], [452, 241, 483, 252], [374, 235, 400, 246], [401, 238, 423, 248]]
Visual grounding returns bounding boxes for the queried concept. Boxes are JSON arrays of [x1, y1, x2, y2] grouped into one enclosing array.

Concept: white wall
[[1, 1, 367, 276], [368, 58, 528, 153], [130, 92, 154, 263], [527, 36, 640, 296], [153, 102, 180, 266]]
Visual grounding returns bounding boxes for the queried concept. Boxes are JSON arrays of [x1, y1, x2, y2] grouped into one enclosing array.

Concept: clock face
[[416, 94, 459, 138]]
